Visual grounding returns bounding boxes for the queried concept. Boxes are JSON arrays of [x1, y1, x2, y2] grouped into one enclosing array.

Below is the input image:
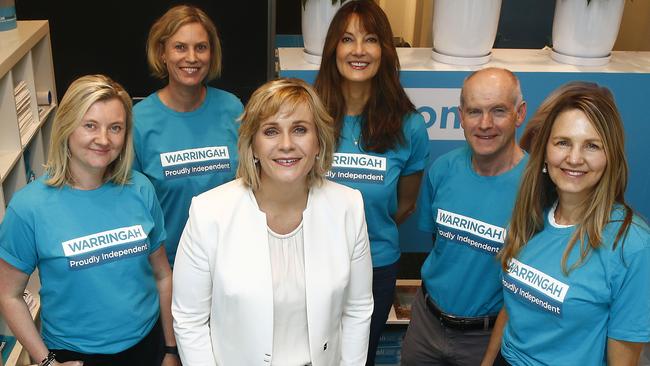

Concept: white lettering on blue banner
[[405, 88, 464, 141]]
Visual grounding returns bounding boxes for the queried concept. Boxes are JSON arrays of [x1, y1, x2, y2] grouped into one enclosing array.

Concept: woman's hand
[[162, 353, 181, 366]]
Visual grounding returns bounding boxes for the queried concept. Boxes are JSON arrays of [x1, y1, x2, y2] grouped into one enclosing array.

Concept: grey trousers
[[401, 288, 492, 366]]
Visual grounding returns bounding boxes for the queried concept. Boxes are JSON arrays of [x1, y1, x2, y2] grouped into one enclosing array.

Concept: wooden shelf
[[0, 20, 55, 366], [387, 279, 421, 325], [4, 298, 40, 366], [0, 20, 56, 220], [0, 150, 22, 182]]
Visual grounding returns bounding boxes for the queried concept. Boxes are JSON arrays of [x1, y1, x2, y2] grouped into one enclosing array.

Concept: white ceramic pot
[[431, 0, 502, 65], [552, 0, 625, 61], [301, 0, 342, 64]]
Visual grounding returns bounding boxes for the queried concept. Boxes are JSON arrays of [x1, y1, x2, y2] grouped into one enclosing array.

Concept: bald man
[[401, 68, 528, 366]]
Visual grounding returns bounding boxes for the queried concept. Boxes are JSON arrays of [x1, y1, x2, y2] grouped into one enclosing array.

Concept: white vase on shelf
[[431, 0, 502, 66], [301, 0, 342, 64], [551, 0, 625, 66]]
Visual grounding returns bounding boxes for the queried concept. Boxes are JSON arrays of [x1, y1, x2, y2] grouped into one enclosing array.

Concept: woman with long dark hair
[[314, 1, 429, 363]]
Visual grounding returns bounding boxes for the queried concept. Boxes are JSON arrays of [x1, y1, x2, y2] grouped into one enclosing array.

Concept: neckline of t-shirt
[[464, 146, 528, 182], [62, 180, 113, 197], [153, 87, 210, 117], [344, 114, 363, 127], [547, 201, 575, 229]]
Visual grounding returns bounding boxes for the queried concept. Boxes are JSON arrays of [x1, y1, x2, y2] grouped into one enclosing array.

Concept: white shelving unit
[[0, 20, 56, 366], [0, 20, 57, 221]]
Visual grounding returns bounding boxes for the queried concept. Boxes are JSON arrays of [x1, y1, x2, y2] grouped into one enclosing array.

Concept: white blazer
[[172, 179, 373, 366]]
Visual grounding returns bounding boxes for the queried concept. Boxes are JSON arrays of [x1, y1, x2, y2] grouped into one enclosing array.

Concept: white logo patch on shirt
[[327, 153, 387, 184], [504, 258, 570, 316], [62, 225, 149, 270], [434, 209, 505, 255], [159, 146, 231, 179], [436, 209, 506, 243]]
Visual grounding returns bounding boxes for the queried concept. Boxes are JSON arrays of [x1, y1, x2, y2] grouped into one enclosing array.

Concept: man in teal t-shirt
[[401, 68, 528, 366]]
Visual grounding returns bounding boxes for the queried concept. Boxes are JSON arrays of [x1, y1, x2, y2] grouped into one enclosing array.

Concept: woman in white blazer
[[172, 78, 374, 365]]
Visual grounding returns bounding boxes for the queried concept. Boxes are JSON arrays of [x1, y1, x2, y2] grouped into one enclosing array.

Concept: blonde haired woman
[[172, 78, 373, 365], [0, 75, 177, 366], [483, 83, 650, 365], [134, 4, 243, 266]]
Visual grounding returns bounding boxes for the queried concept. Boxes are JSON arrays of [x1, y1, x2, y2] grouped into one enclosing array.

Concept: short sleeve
[[402, 113, 429, 176], [0, 207, 38, 274], [416, 165, 436, 233], [132, 123, 144, 173], [607, 232, 650, 342], [137, 176, 166, 252], [233, 98, 244, 119]]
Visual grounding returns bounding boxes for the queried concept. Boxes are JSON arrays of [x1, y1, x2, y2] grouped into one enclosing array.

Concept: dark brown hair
[[314, 0, 415, 153]]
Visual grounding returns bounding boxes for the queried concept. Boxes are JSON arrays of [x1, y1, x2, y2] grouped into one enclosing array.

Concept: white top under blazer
[[267, 223, 310, 365], [172, 178, 374, 366]]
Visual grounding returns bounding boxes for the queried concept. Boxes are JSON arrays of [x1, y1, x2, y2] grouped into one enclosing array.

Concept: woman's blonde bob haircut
[[45, 74, 134, 187], [146, 5, 222, 82], [237, 78, 335, 190]]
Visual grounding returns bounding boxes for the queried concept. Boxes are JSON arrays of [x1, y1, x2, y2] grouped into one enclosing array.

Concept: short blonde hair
[[45, 74, 134, 187], [146, 5, 222, 82], [237, 78, 335, 190]]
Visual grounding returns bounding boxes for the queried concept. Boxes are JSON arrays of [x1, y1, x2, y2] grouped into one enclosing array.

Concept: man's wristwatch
[[164, 345, 179, 356]]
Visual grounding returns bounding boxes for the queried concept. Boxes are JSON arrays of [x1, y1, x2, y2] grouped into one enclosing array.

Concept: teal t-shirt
[[327, 113, 429, 267], [133, 86, 242, 265], [0, 172, 165, 353], [417, 146, 527, 316], [501, 208, 650, 366]]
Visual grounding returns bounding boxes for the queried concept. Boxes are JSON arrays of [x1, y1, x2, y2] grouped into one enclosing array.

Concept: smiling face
[[459, 70, 525, 162], [253, 103, 320, 190], [545, 108, 607, 204], [335, 14, 381, 88], [161, 22, 211, 88], [68, 98, 126, 183]]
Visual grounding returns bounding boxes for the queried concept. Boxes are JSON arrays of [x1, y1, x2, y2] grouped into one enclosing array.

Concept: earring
[[315, 155, 320, 160], [542, 163, 548, 174], [253, 157, 259, 164]]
